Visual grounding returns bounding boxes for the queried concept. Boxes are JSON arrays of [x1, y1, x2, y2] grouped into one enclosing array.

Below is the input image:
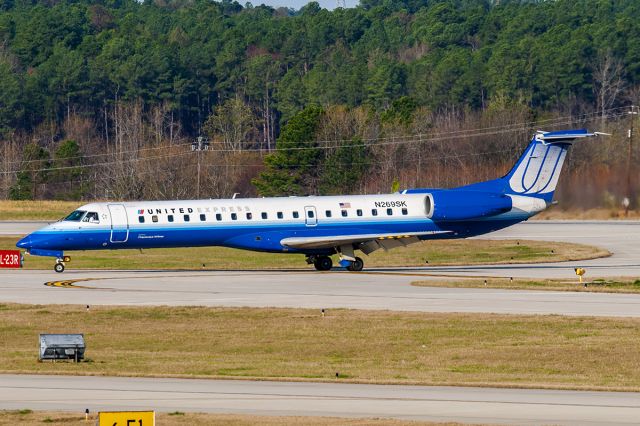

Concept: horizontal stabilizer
[[536, 129, 596, 143]]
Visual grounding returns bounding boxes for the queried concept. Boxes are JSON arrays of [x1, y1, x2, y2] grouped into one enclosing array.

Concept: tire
[[314, 256, 333, 271], [54, 263, 65, 273], [346, 257, 364, 272]]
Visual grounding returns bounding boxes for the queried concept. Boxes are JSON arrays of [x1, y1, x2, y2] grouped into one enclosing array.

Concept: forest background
[[0, 0, 638, 210]]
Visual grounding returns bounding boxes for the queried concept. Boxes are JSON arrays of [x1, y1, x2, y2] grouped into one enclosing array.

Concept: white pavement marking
[[1, 375, 639, 425]]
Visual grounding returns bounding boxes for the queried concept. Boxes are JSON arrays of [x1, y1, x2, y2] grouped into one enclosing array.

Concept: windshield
[[82, 212, 100, 223], [64, 210, 86, 222]]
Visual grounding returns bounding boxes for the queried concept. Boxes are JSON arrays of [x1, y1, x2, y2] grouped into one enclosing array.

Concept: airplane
[[17, 129, 597, 273]]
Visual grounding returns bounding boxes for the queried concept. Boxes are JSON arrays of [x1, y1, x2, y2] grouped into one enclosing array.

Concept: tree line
[[0, 0, 638, 208]]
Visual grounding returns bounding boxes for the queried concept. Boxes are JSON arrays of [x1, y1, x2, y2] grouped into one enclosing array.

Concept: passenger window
[[168, 215, 174, 222], [356, 209, 363, 217], [387, 208, 393, 216], [200, 214, 206, 221], [184, 214, 190, 222], [152, 215, 158, 223], [138, 216, 145, 223], [402, 208, 408, 215], [246, 212, 252, 220], [372, 209, 378, 216], [216, 213, 222, 221], [261, 212, 268, 219], [277, 212, 283, 219], [341, 210, 347, 217], [307, 210, 314, 218], [231, 213, 237, 220], [325, 210, 332, 218], [293, 211, 299, 219]]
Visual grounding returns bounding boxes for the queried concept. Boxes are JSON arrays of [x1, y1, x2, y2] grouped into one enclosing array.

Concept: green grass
[[2, 304, 640, 391], [412, 277, 640, 293], [0, 236, 608, 270]]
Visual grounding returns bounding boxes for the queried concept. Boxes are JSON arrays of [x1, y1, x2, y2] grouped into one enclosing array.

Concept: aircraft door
[[108, 204, 129, 243], [304, 206, 317, 227]]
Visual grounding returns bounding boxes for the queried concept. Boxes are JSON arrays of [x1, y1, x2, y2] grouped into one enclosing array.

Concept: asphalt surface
[[1, 375, 639, 425]]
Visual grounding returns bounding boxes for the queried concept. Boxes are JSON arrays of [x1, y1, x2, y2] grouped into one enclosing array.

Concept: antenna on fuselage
[[232, 193, 240, 199]]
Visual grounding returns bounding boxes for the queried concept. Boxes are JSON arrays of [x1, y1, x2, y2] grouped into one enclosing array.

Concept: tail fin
[[457, 129, 596, 202]]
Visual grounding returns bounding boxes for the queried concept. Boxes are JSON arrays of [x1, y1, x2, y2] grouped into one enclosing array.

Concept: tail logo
[[508, 142, 567, 195]]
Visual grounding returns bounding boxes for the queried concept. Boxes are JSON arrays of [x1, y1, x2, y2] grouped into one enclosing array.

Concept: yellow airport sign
[[97, 411, 154, 425]]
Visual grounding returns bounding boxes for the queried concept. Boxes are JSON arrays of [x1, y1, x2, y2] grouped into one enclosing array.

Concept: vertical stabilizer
[[457, 129, 595, 202]]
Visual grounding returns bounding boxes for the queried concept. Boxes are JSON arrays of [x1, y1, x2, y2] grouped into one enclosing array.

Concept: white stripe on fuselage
[[75, 193, 430, 229]]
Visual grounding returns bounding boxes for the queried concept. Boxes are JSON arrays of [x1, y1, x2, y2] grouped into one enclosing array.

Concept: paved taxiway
[[1, 374, 639, 425], [1, 221, 639, 316], [3, 268, 640, 316]]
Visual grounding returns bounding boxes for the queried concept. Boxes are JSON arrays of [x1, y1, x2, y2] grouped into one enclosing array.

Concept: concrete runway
[[2, 374, 639, 425]]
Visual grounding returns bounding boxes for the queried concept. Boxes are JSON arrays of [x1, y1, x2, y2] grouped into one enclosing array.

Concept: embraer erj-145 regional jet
[[17, 129, 596, 273]]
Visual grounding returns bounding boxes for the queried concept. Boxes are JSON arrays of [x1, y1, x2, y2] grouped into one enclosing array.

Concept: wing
[[280, 230, 452, 254]]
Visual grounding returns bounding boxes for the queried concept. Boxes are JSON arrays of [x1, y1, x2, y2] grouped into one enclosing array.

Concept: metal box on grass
[[39, 334, 85, 362]]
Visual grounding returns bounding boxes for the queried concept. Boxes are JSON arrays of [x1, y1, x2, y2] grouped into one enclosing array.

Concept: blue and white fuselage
[[16, 129, 596, 272]]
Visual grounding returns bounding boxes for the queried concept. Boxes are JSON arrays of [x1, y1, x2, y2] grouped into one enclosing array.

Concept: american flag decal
[[339, 202, 351, 208], [137, 209, 144, 214]]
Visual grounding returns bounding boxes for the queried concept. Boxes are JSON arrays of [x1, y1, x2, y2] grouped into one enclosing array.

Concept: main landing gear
[[346, 257, 364, 272], [306, 255, 364, 272], [54, 256, 71, 273], [312, 256, 333, 271]]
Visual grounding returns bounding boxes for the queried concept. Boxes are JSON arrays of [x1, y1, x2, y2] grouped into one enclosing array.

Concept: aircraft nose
[[16, 235, 32, 249]]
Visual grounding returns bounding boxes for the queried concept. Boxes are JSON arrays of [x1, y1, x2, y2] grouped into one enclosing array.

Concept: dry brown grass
[[412, 277, 640, 293], [1, 304, 640, 391], [0, 410, 474, 426], [0, 200, 80, 221], [1, 236, 608, 270]]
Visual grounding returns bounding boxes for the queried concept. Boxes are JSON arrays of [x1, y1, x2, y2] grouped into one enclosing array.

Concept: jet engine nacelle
[[426, 191, 513, 221]]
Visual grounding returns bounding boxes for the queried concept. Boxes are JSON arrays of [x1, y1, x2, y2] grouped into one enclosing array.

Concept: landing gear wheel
[[314, 256, 333, 271], [346, 257, 364, 272], [54, 262, 65, 273]]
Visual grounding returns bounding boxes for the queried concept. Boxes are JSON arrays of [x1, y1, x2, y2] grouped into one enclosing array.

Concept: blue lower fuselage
[[18, 217, 523, 258]]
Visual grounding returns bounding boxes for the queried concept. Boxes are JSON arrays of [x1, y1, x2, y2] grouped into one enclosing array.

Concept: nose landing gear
[[54, 256, 71, 273]]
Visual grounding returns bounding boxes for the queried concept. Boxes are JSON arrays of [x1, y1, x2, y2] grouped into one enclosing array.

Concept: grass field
[[0, 236, 608, 270], [412, 277, 640, 293], [0, 410, 469, 426], [2, 304, 640, 391]]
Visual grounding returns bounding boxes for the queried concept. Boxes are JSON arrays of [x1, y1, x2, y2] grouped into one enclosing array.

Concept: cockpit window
[[82, 212, 100, 223], [64, 210, 86, 222]]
